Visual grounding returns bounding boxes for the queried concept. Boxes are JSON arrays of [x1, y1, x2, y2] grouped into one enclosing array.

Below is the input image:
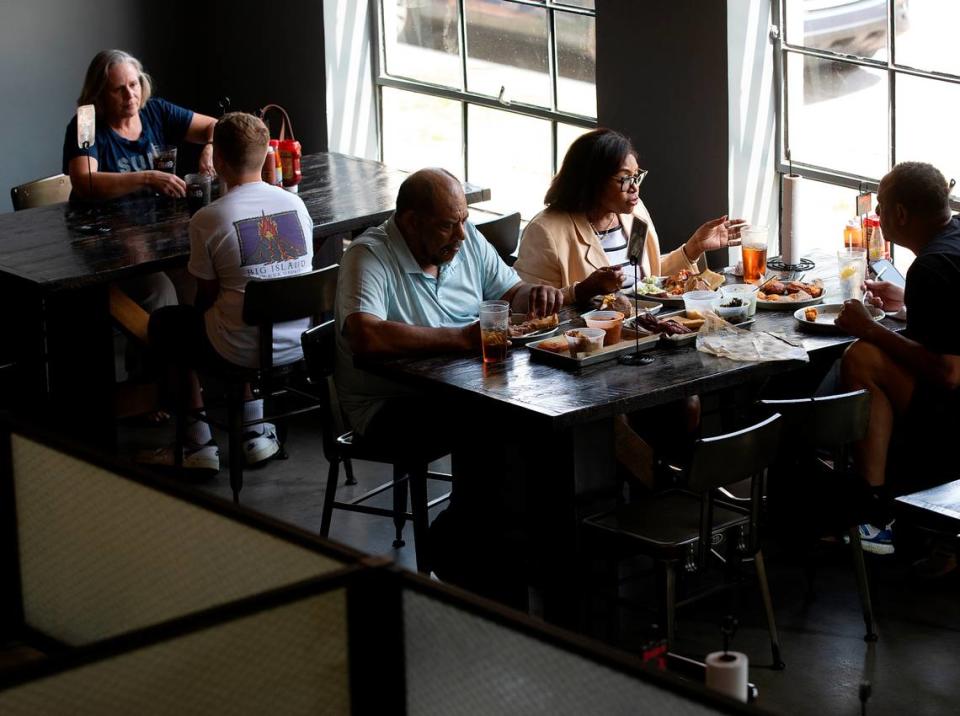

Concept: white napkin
[[696, 314, 809, 363]]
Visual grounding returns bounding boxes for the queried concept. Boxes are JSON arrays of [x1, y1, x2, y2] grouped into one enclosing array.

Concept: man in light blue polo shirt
[[335, 168, 563, 440]]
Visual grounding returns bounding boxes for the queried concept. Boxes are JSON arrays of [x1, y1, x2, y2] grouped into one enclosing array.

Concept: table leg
[[43, 285, 116, 447], [523, 416, 619, 628]]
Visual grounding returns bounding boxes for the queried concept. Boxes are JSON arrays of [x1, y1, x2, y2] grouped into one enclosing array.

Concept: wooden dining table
[[0, 152, 490, 439], [368, 250, 902, 623]]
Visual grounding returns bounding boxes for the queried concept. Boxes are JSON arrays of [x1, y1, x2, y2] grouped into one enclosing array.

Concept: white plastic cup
[[721, 284, 758, 317]]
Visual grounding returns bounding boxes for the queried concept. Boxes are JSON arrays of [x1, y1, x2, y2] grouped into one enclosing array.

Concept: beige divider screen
[[403, 590, 728, 716], [0, 588, 350, 715], [12, 434, 345, 645]]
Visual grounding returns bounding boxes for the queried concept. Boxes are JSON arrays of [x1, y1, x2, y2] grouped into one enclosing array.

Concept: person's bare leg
[[615, 414, 655, 488], [840, 341, 915, 487]]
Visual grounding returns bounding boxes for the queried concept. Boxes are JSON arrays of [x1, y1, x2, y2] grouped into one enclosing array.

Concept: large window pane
[[786, 53, 888, 178], [382, 88, 464, 178], [785, 0, 889, 61], [556, 0, 595, 8], [896, 75, 960, 188], [895, 0, 960, 76], [383, 0, 462, 89], [467, 106, 551, 218], [556, 123, 591, 169], [465, 0, 550, 107], [555, 12, 597, 116]]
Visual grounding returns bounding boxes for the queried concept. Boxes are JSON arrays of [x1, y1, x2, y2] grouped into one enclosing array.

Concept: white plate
[[757, 293, 824, 311], [793, 303, 884, 334], [509, 314, 561, 344]]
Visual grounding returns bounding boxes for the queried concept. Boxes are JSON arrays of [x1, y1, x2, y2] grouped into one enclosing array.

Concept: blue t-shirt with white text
[[61, 97, 193, 175]]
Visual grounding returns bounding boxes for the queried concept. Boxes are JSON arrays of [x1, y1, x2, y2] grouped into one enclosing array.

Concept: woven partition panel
[[12, 435, 343, 645], [403, 591, 724, 716], [0, 590, 350, 715]]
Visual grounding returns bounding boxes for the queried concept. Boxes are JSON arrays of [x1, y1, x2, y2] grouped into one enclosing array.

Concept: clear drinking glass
[[837, 248, 867, 302]]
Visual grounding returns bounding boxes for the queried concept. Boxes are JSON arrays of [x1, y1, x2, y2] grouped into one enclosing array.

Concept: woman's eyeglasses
[[615, 169, 648, 192]]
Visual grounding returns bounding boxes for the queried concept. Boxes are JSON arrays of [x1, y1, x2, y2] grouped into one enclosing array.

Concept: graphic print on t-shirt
[[235, 210, 309, 271]]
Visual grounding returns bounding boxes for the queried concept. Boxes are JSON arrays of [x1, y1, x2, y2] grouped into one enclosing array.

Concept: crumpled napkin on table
[[695, 312, 809, 363]]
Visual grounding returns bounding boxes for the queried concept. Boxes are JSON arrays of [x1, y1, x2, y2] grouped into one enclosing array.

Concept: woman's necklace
[[587, 213, 620, 239]]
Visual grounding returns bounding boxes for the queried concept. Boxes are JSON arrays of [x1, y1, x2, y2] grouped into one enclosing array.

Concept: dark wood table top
[[0, 152, 490, 292], [373, 252, 903, 428]]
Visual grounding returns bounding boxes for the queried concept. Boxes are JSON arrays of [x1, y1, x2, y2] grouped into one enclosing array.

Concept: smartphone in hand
[[868, 258, 905, 288]]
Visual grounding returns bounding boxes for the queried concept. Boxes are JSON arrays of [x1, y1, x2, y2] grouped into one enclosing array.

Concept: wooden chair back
[[11, 174, 72, 211]]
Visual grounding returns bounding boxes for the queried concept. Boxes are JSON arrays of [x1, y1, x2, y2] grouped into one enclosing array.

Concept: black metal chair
[[583, 414, 785, 667], [176, 267, 336, 503], [759, 389, 878, 641], [300, 297, 451, 574], [475, 212, 521, 266]]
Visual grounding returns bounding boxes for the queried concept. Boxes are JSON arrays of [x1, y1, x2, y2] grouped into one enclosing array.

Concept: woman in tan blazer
[[515, 128, 741, 304], [516, 128, 742, 486]]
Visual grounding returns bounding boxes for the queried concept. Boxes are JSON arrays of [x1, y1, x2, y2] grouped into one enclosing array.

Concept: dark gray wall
[[0, 0, 146, 211], [1, 0, 328, 212], [596, 0, 729, 267]]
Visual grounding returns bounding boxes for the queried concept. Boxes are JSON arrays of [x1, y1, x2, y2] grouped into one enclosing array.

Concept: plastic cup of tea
[[837, 248, 867, 302], [185, 173, 211, 215], [479, 300, 510, 364], [741, 225, 769, 283], [152, 145, 178, 175]]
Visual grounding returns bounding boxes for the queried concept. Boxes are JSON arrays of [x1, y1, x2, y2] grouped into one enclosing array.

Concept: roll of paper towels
[[705, 651, 749, 702], [781, 173, 804, 265]]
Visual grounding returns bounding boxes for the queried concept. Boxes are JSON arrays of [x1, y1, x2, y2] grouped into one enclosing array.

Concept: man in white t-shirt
[[140, 112, 314, 472]]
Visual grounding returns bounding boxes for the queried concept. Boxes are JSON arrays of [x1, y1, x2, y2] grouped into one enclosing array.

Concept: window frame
[[369, 0, 598, 185], [772, 0, 960, 207]]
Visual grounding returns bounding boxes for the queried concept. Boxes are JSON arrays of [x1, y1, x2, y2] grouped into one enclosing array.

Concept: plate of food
[[509, 313, 561, 343], [756, 278, 825, 310], [592, 291, 661, 317], [627, 310, 702, 346], [793, 303, 884, 334], [628, 269, 725, 307], [527, 328, 660, 368]]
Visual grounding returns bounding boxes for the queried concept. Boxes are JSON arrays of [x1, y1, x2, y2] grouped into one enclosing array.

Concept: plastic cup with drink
[[185, 173, 212, 215], [479, 300, 510, 364], [837, 248, 867, 302], [152, 145, 178, 175], [740, 225, 769, 283]]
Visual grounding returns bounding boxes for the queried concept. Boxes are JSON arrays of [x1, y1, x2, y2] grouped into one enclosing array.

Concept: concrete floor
[[122, 413, 960, 716]]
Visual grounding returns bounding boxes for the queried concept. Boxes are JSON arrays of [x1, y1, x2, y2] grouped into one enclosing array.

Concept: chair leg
[[848, 526, 879, 642], [409, 465, 430, 573], [392, 465, 408, 548], [228, 382, 245, 504], [343, 457, 358, 486], [657, 562, 677, 647], [754, 549, 786, 670], [319, 457, 341, 537]]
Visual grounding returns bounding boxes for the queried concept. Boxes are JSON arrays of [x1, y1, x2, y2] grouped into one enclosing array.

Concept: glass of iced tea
[[479, 300, 510, 364], [741, 225, 769, 283]]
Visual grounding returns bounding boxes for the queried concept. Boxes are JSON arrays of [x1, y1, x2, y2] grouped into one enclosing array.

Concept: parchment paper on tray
[[696, 313, 808, 363]]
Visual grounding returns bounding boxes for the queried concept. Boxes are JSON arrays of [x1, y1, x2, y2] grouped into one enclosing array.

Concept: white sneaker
[[137, 441, 220, 473], [244, 422, 280, 466]]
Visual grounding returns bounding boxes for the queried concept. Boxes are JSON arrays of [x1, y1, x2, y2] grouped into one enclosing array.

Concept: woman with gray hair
[[62, 49, 217, 200]]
